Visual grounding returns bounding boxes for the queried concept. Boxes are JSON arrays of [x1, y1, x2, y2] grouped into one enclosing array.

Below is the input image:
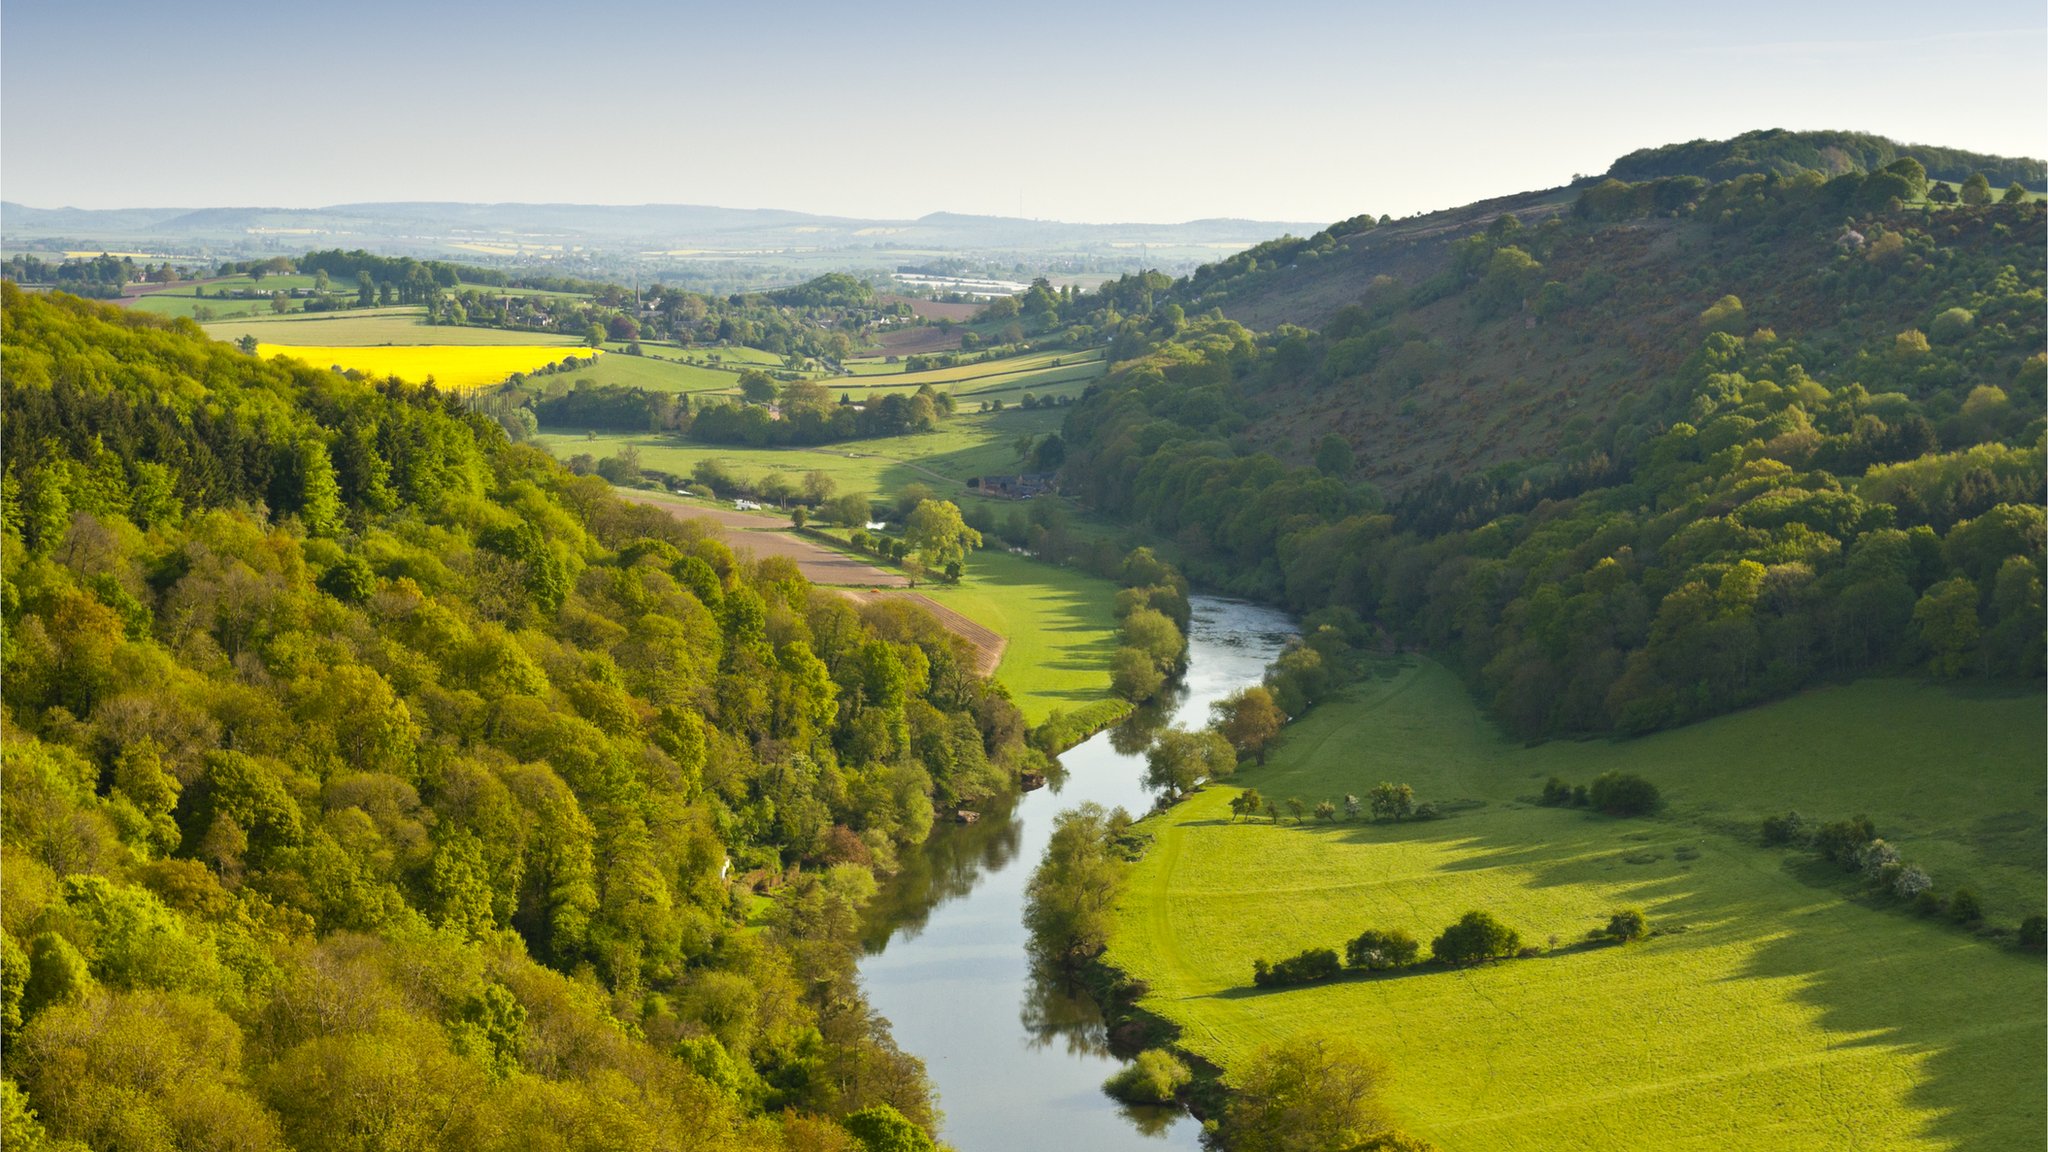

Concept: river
[[857, 596, 1298, 1152]]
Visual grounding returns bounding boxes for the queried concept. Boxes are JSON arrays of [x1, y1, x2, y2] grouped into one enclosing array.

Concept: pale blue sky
[[4, 0, 2042, 223]]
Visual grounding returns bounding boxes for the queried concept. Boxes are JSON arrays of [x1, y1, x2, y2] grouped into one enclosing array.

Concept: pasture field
[[206, 308, 587, 347], [258, 344, 600, 391], [564, 350, 747, 394], [914, 549, 1123, 725], [1104, 661, 2046, 1151], [128, 293, 276, 321], [534, 402, 1069, 519], [575, 344, 1106, 402]]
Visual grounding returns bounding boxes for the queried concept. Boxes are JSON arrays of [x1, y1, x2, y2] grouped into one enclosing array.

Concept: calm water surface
[[858, 597, 1297, 1152]]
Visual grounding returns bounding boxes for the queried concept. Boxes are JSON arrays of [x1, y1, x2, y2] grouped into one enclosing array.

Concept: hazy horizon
[[4, 0, 2043, 224]]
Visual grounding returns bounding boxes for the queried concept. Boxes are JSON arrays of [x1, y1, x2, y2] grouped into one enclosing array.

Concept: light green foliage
[[0, 288, 1026, 1145], [1223, 1035, 1394, 1152], [1106, 662, 2046, 1150], [843, 1103, 937, 1152], [1102, 1047, 1192, 1104], [903, 498, 980, 569], [1144, 728, 1237, 800], [1024, 802, 1130, 966]]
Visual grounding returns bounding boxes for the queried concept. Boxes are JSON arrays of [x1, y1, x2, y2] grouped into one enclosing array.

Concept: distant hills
[[0, 200, 1319, 271]]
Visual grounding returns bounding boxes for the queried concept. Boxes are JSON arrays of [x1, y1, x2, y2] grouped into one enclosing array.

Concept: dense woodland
[[1057, 172, 2046, 738], [0, 285, 1047, 1150]]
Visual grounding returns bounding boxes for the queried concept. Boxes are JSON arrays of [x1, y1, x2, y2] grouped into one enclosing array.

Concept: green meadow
[[534, 402, 1071, 519], [915, 549, 1122, 726], [1105, 660, 2047, 1151]]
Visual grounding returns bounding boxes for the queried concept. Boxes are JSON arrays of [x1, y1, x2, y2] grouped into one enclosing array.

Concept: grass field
[[1105, 661, 2046, 1151], [258, 344, 599, 391], [206, 308, 587, 347], [534, 403, 1069, 521], [914, 550, 1122, 726]]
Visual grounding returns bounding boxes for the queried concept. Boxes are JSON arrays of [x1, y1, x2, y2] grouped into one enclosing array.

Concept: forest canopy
[[0, 284, 1034, 1150]]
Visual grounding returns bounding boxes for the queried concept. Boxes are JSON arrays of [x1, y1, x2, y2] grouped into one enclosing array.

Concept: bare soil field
[[876, 325, 964, 355], [616, 490, 910, 587], [878, 294, 981, 321]]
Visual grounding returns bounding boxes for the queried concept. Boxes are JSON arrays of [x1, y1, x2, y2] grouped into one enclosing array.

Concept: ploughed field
[[1106, 660, 2046, 1151]]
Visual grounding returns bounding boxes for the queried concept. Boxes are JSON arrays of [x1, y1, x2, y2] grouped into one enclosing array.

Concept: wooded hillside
[[1056, 163, 2046, 739], [0, 285, 1028, 1150]]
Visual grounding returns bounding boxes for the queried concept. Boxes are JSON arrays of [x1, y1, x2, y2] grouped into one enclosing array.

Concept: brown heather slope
[[1197, 183, 2036, 498]]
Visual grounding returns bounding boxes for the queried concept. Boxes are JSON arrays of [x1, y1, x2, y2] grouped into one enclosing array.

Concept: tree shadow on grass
[[1223, 802, 2046, 1149]]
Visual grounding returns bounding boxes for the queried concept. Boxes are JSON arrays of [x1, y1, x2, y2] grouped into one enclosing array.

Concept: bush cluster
[[1540, 772, 1660, 816], [1762, 810, 2042, 948]]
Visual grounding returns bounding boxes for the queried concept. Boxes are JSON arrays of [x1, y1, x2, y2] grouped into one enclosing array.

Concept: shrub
[[1812, 815, 1877, 867], [2020, 915, 2046, 952], [1891, 865, 1932, 902], [1412, 801, 1440, 821], [1948, 888, 1984, 925], [1587, 771, 1659, 816], [1603, 909, 1649, 942], [1759, 811, 1806, 846], [1539, 777, 1572, 806], [1103, 1048, 1192, 1104], [1570, 784, 1589, 807], [1430, 911, 1521, 966], [1910, 889, 1946, 918], [1345, 929, 1420, 971], [1252, 947, 1343, 988]]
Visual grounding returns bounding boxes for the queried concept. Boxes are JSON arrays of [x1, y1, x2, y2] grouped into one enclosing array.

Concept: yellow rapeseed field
[[256, 344, 597, 391]]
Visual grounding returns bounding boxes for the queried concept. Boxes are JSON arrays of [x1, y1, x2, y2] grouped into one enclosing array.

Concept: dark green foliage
[[1587, 772, 1660, 816], [1606, 128, 2043, 191], [1345, 928, 1420, 971], [1252, 947, 1343, 988], [1603, 909, 1649, 942], [1760, 811, 1807, 846], [1054, 185, 2047, 745], [1430, 911, 1522, 966], [1539, 777, 1572, 806], [1948, 888, 1984, 924], [2019, 915, 2046, 951], [1813, 816, 1878, 868]]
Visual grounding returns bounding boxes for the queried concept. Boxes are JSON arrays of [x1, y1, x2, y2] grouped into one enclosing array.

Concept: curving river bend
[[858, 597, 1297, 1151]]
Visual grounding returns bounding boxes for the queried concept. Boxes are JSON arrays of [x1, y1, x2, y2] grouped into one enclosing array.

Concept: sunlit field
[[257, 344, 599, 391]]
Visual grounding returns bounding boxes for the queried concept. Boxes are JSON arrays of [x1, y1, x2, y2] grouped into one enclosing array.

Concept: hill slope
[[1055, 137, 2046, 739]]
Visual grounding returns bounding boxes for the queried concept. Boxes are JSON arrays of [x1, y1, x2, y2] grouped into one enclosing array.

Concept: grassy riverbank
[[1104, 660, 2046, 1150]]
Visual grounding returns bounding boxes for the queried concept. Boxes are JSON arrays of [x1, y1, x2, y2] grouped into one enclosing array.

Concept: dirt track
[[617, 489, 910, 587], [615, 490, 1006, 674]]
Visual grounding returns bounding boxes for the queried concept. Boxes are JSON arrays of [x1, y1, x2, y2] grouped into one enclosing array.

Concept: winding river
[[858, 597, 1298, 1151]]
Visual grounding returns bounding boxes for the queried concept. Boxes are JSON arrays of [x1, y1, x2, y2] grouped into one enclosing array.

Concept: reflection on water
[[856, 597, 1296, 1152]]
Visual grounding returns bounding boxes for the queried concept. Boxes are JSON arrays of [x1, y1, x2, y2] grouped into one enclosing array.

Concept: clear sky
[[3, 0, 2042, 224]]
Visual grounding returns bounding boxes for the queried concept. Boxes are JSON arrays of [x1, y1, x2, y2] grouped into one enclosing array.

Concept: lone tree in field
[[1212, 685, 1286, 764], [904, 499, 982, 571], [1230, 788, 1264, 822], [1431, 911, 1521, 966], [1603, 909, 1649, 943], [1285, 797, 1306, 824], [1145, 728, 1236, 800], [1223, 1035, 1397, 1152]]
